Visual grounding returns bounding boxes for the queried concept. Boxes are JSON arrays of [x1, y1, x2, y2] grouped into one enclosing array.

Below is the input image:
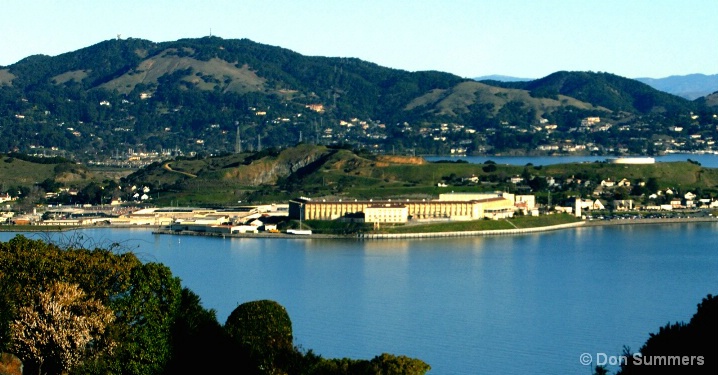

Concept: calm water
[[1, 223, 716, 374], [425, 153, 718, 167]]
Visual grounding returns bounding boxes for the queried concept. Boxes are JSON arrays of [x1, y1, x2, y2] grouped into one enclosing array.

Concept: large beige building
[[289, 194, 518, 223], [364, 203, 409, 223]]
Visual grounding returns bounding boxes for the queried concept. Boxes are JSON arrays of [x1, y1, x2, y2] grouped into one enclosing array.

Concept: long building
[[289, 195, 518, 223]]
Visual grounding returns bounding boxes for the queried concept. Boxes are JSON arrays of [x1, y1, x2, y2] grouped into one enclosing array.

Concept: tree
[[368, 353, 431, 375], [166, 288, 251, 374], [617, 294, 717, 375], [10, 282, 114, 375], [225, 300, 294, 374], [109, 263, 182, 375], [482, 163, 497, 173], [645, 177, 659, 194]]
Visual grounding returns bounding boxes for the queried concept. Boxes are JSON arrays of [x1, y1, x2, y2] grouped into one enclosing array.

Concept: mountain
[[519, 71, 693, 114], [0, 37, 714, 159], [695, 91, 718, 108], [474, 75, 533, 82], [636, 74, 718, 100]]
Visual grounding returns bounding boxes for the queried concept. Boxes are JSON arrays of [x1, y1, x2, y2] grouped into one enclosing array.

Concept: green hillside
[[488, 71, 696, 114], [0, 154, 95, 187], [114, 145, 718, 206], [1, 37, 716, 160]]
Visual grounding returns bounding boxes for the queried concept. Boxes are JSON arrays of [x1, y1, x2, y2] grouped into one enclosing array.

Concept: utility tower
[[235, 126, 242, 153]]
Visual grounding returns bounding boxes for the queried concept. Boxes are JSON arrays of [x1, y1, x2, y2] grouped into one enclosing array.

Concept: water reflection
[[0, 224, 716, 375]]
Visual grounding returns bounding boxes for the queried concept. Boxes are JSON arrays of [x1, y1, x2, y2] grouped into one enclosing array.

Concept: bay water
[[424, 153, 718, 167], [1, 222, 716, 374]]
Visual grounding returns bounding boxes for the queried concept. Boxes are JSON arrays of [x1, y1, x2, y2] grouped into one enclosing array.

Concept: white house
[[617, 178, 631, 187], [601, 179, 615, 187], [591, 199, 605, 210]]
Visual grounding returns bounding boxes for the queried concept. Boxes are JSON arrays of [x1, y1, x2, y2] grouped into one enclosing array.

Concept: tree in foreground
[[617, 294, 717, 375], [224, 299, 431, 375], [10, 282, 114, 375], [225, 299, 294, 374], [1, 236, 431, 375]]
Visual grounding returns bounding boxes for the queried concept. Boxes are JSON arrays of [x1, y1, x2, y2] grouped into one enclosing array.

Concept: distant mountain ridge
[[478, 73, 718, 100], [474, 75, 533, 82], [635, 74, 718, 100]]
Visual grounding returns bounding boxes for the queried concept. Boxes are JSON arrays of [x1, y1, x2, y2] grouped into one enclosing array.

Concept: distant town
[[3, 155, 717, 236]]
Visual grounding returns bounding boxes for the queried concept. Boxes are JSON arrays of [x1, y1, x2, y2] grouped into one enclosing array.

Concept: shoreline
[[2, 217, 716, 240], [582, 216, 717, 227], [151, 216, 717, 240]]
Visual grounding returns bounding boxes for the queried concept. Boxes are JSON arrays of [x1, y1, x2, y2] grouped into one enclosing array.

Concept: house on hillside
[[601, 179, 615, 187], [590, 199, 605, 210], [613, 200, 634, 211]]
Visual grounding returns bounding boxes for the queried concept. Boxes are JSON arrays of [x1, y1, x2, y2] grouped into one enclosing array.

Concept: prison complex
[[289, 192, 536, 223]]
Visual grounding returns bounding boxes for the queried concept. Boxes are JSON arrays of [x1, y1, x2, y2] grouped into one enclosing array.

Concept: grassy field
[[507, 213, 582, 228], [0, 156, 58, 185], [376, 213, 580, 234]]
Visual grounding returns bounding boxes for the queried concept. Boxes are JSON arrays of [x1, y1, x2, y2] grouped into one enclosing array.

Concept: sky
[[2, 0, 717, 79]]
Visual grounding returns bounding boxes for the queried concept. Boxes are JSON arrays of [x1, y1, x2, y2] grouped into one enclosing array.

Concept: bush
[[225, 300, 294, 372]]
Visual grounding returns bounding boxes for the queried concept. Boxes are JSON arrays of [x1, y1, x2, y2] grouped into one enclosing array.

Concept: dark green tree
[[617, 294, 717, 375], [225, 300, 294, 374], [108, 263, 182, 375], [166, 288, 252, 374]]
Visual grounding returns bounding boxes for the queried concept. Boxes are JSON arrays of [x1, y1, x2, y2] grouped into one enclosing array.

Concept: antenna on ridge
[[235, 123, 242, 154], [117, 34, 122, 40], [209, 28, 212, 37]]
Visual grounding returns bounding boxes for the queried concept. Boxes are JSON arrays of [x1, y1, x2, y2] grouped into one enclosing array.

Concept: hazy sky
[[2, 0, 716, 79]]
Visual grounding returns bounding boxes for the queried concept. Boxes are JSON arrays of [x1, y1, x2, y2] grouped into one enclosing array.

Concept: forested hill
[[0, 36, 716, 159], [479, 71, 694, 114]]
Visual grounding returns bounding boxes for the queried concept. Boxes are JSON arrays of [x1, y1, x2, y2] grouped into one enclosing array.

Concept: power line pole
[[235, 125, 242, 153]]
